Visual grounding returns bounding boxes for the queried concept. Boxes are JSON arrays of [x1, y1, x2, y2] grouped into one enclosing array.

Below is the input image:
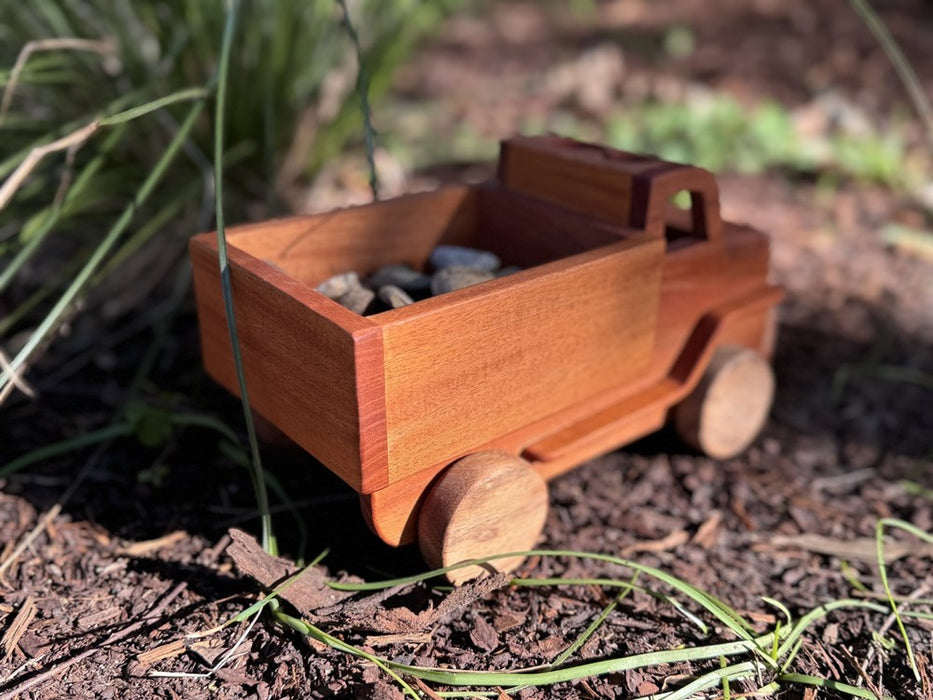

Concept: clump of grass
[[0, 0, 466, 400], [187, 537, 929, 699]]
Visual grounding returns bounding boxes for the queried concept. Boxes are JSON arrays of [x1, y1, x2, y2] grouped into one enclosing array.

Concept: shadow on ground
[[2, 288, 930, 583]]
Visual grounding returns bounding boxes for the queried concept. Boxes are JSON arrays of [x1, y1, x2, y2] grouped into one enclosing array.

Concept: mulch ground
[[2, 1, 933, 698]]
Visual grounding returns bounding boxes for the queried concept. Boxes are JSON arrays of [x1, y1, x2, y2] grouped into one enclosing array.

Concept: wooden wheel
[[418, 451, 548, 584], [674, 344, 775, 459]]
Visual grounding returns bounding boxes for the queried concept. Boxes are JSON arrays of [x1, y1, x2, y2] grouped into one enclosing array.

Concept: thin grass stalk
[[230, 546, 929, 694], [212, 0, 274, 554], [778, 672, 892, 699], [0, 253, 86, 338], [0, 423, 133, 478], [850, 0, 933, 147], [875, 518, 933, 681], [330, 549, 758, 642], [336, 0, 379, 199], [553, 574, 639, 665], [660, 660, 759, 700]]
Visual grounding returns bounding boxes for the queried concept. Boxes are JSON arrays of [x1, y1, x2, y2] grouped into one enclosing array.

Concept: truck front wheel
[[673, 344, 775, 459], [418, 451, 548, 584]]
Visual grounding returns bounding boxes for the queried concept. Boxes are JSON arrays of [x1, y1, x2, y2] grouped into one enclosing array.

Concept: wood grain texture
[[375, 234, 664, 485], [417, 451, 548, 584], [523, 283, 782, 466], [362, 278, 782, 546], [191, 135, 783, 554], [189, 236, 388, 493], [220, 186, 477, 288], [499, 134, 722, 240], [673, 345, 776, 459]]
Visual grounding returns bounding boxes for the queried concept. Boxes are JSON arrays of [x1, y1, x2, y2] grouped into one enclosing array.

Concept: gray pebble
[[366, 264, 431, 292], [336, 286, 375, 314], [378, 284, 414, 309], [430, 265, 495, 295], [430, 245, 500, 272], [495, 265, 522, 278], [316, 271, 361, 299]]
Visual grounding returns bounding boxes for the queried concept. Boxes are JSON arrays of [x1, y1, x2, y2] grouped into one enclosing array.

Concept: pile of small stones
[[315, 245, 519, 315]]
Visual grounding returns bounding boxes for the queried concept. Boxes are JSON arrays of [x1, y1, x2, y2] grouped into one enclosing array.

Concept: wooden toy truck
[[190, 135, 782, 582]]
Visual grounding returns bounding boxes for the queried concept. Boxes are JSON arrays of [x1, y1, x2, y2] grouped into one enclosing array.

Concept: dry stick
[[0, 580, 188, 700], [0, 349, 34, 403], [837, 646, 886, 699], [0, 38, 116, 127], [0, 120, 99, 211], [1, 597, 36, 660]]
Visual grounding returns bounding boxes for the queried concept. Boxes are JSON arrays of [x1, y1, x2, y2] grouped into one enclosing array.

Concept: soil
[[2, 1, 933, 698]]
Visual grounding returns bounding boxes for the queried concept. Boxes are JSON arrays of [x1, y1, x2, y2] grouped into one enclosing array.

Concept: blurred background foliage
[[0, 0, 468, 390], [1, 0, 931, 397]]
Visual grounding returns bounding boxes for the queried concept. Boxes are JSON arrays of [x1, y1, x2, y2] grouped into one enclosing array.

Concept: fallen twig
[[1, 597, 36, 661], [0, 37, 115, 126]]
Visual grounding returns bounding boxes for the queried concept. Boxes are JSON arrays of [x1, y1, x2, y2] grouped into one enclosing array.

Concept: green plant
[[605, 92, 917, 187], [195, 538, 929, 698], [0, 0, 467, 401]]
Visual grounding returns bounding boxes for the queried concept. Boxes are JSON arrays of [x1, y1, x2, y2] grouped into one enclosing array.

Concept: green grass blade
[[212, 0, 273, 554], [850, 0, 933, 147], [553, 573, 639, 666], [0, 98, 206, 393], [875, 518, 932, 681], [0, 422, 133, 478], [779, 672, 891, 699], [330, 548, 758, 641], [99, 87, 209, 126], [660, 660, 758, 700], [336, 0, 379, 200]]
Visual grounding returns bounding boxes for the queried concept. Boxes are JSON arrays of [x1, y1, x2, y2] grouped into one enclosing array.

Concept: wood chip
[[363, 632, 433, 647], [2, 597, 36, 659], [692, 510, 722, 548], [414, 678, 445, 700], [620, 529, 690, 556], [469, 614, 499, 652], [119, 531, 187, 557], [136, 639, 186, 666], [225, 529, 354, 615], [77, 605, 122, 630], [188, 640, 227, 667], [765, 533, 933, 563]]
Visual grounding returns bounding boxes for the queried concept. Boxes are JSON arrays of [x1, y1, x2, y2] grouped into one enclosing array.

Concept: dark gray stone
[[430, 245, 501, 272], [336, 286, 375, 314], [366, 264, 431, 292], [378, 284, 415, 309], [316, 271, 361, 299], [430, 265, 495, 295], [495, 265, 522, 278]]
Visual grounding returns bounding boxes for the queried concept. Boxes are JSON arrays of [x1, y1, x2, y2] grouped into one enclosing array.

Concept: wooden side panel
[[377, 235, 665, 483], [220, 186, 477, 287], [189, 237, 388, 493], [472, 187, 645, 268]]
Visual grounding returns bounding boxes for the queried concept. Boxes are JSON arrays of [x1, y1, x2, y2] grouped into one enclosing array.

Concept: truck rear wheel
[[418, 451, 548, 584], [674, 344, 774, 459]]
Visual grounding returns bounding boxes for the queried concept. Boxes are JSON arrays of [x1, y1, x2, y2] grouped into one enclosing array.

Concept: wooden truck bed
[[190, 184, 664, 493]]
